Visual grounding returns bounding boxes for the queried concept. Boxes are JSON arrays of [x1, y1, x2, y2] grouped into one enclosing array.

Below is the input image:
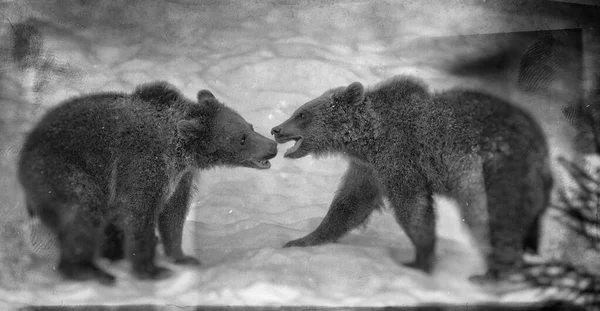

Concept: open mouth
[[247, 149, 277, 169], [248, 158, 272, 169], [273, 135, 304, 158], [284, 137, 304, 158]]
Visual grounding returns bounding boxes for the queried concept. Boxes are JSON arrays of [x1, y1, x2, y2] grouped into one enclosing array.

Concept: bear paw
[[133, 265, 173, 280], [58, 261, 116, 285], [283, 236, 327, 248], [173, 255, 201, 266], [469, 270, 504, 286], [469, 268, 522, 285], [402, 259, 434, 274]]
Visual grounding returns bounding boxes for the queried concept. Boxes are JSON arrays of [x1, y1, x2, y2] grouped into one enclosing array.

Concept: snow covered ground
[[0, 0, 591, 308]]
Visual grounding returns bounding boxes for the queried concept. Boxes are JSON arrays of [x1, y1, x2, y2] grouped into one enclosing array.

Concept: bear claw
[[174, 255, 201, 266], [283, 236, 327, 248], [134, 265, 173, 280], [59, 261, 116, 285], [402, 259, 434, 274]]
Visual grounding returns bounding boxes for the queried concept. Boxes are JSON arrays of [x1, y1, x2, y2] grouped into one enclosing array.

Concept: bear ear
[[197, 89, 216, 102], [134, 81, 181, 107], [186, 100, 221, 119], [340, 82, 364, 105]]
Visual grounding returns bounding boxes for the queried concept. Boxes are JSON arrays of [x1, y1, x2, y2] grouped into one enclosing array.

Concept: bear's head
[[177, 90, 277, 169], [271, 82, 367, 159]]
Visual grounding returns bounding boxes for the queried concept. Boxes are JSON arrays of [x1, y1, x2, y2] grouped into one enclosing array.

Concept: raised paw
[[133, 265, 173, 281], [173, 255, 201, 266]]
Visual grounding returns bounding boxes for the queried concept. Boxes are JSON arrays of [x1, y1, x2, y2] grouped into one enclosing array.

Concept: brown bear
[[18, 81, 277, 284], [271, 75, 553, 282]]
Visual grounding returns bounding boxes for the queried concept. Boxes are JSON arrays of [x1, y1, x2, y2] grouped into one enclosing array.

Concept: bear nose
[[271, 127, 281, 136]]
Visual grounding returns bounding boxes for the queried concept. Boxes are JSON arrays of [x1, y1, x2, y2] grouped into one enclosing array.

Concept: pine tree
[[521, 156, 600, 309]]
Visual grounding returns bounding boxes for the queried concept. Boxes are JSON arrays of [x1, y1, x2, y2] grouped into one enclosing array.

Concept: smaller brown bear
[[18, 82, 277, 284], [271, 75, 552, 282]]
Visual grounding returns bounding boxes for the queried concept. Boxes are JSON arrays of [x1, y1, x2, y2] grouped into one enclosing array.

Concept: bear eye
[[296, 113, 304, 119], [240, 134, 246, 145]]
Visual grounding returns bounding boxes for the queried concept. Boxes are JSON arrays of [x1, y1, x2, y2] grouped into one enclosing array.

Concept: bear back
[[133, 81, 183, 109]]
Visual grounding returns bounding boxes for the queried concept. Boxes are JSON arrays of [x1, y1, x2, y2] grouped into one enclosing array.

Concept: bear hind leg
[[101, 222, 125, 261], [450, 156, 492, 258], [474, 157, 549, 282], [523, 162, 553, 255], [55, 204, 114, 284], [52, 199, 114, 284], [391, 188, 436, 273], [523, 215, 541, 255], [24, 159, 116, 285]]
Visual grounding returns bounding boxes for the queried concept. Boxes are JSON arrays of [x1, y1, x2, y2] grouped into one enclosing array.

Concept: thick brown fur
[[18, 81, 277, 284], [271, 75, 552, 281]]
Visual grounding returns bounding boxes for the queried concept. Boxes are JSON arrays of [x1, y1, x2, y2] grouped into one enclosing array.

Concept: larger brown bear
[[271, 75, 552, 281], [18, 82, 277, 284]]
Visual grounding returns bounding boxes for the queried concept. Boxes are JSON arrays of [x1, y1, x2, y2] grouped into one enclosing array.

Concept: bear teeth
[[251, 159, 271, 169], [285, 138, 303, 156]]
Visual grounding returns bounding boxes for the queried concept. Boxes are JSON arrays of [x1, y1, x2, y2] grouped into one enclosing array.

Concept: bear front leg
[[391, 190, 436, 273], [284, 160, 383, 248], [118, 158, 172, 280], [125, 196, 172, 280], [158, 172, 200, 266]]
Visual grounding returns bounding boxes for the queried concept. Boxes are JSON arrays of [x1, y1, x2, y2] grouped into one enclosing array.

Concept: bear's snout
[[266, 141, 278, 159], [271, 124, 293, 141]]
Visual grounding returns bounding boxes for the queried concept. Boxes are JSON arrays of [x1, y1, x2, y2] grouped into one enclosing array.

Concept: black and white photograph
[[0, 0, 599, 310]]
